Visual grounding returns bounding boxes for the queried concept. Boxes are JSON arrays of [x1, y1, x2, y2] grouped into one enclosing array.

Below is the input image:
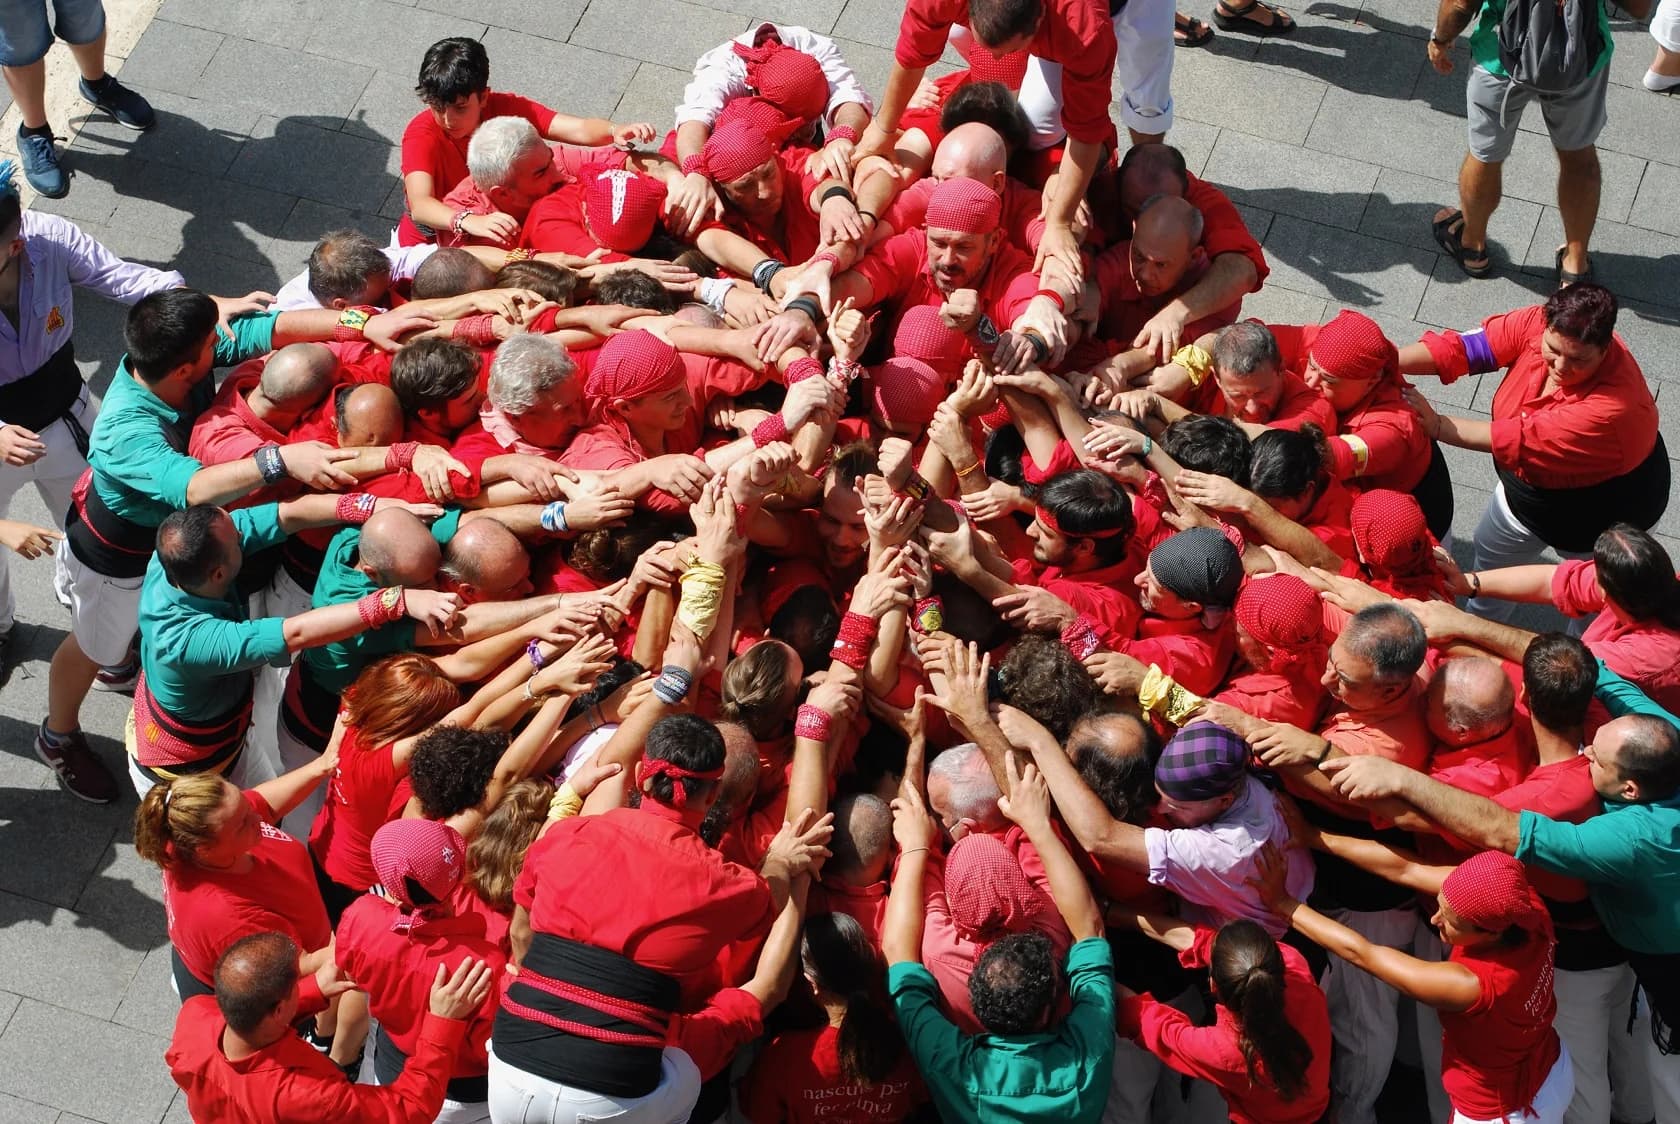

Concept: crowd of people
[[0, 1, 1678, 1122]]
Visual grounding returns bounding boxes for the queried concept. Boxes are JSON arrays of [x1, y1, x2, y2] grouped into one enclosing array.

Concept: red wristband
[[357, 587, 406, 628], [829, 610, 879, 670], [794, 703, 833, 742], [826, 125, 859, 144], [451, 313, 499, 348], [1034, 288, 1066, 311], [810, 250, 840, 271], [336, 492, 377, 525], [680, 153, 705, 176], [785, 355, 824, 384], [332, 305, 375, 343], [385, 441, 417, 472], [1060, 615, 1102, 661], [751, 413, 791, 448]]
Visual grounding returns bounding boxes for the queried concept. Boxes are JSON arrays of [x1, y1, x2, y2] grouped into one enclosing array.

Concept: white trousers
[[1013, 0, 1177, 141], [274, 705, 329, 840], [1654, 0, 1680, 53], [1324, 905, 1421, 1124], [486, 1044, 700, 1124], [1451, 1043, 1575, 1124], [1104, 989, 1231, 1124], [0, 388, 92, 632], [1551, 962, 1653, 1124], [1467, 484, 1592, 631], [53, 536, 142, 667]]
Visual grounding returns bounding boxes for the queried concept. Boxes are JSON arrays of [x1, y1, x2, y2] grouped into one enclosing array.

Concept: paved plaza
[[0, 0, 1674, 1118]]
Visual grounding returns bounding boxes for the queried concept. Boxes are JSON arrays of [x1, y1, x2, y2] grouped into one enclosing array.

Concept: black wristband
[[1022, 330, 1050, 365], [819, 184, 856, 205], [254, 443, 286, 485], [752, 258, 786, 293], [785, 295, 822, 325]]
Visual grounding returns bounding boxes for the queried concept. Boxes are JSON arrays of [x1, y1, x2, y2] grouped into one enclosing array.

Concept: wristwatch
[[973, 314, 1000, 348]]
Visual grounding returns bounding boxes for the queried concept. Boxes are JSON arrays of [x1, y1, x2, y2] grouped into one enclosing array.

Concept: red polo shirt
[[1440, 937, 1561, 1120], [1552, 559, 1680, 713], [809, 878, 890, 949], [851, 229, 1041, 350], [895, 0, 1116, 145], [398, 92, 558, 246], [1319, 687, 1431, 772], [1010, 555, 1143, 649], [740, 1025, 927, 1124], [1215, 660, 1329, 730], [167, 974, 467, 1124], [309, 728, 410, 893], [1122, 615, 1236, 698], [1090, 241, 1241, 347], [717, 146, 826, 267], [335, 898, 505, 1079], [514, 802, 775, 1008]]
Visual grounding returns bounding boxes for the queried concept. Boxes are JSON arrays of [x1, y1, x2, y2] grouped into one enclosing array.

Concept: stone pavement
[[0, 0, 1675, 1119]]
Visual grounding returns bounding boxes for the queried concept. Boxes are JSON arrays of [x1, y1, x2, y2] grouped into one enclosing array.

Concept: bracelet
[[384, 441, 417, 472], [1021, 329, 1050, 366], [587, 703, 605, 732], [1060, 615, 1102, 661], [527, 637, 548, 672], [751, 412, 791, 447], [451, 210, 471, 235], [698, 276, 735, 314], [819, 184, 855, 206], [1314, 738, 1334, 765], [827, 124, 859, 144], [1140, 434, 1153, 458], [829, 610, 878, 670], [524, 676, 545, 703], [680, 153, 705, 176], [505, 246, 533, 262], [335, 492, 377, 525], [786, 355, 825, 384], [784, 295, 822, 324], [809, 250, 840, 271], [1467, 571, 1481, 598], [451, 313, 499, 347], [540, 501, 570, 533], [857, 208, 877, 224], [1170, 343, 1214, 388], [356, 586, 406, 628], [752, 258, 785, 293], [897, 474, 932, 501], [254, 443, 287, 486], [1034, 288, 1066, 311], [912, 595, 944, 635], [829, 356, 862, 383], [954, 460, 986, 481], [332, 305, 374, 343], [653, 664, 694, 705], [900, 846, 930, 858], [794, 703, 833, 742]]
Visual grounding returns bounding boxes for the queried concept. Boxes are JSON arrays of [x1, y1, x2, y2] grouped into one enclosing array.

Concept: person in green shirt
[[884, 754, 1116, 1124], [132, 495, 462, 798]]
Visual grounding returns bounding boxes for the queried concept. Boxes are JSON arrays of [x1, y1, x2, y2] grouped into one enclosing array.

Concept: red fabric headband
[[1310, 309, 1399, 385], [701, 118, 777, 184], [1036, 505, 1125, 540], [636, 757, 725, 808]]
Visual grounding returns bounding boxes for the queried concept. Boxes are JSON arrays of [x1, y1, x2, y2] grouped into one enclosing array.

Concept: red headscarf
[[1233, 573, 1328, 675], [926, 177, 1003, 236], [944, 831, 1054, 943], [732, 34, 828, 122], [964, 46, 1031, 90], [585, 330, 686, 449], [1310, 309, 1400, 386], [712, 94, 807, 149], [868, 356, 946, 431], [584, 169, 665, 253], [701, 118, 777, 184], [1441, 850, 1552, 937], [893, 303, 971, 379], [1350, 489, 1447, 601]]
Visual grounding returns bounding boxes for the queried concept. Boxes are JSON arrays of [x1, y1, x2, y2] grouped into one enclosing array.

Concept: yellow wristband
[[1171, 343, 1214, 388], [676, 559, 728, 640], [548, 782, 584, 822]]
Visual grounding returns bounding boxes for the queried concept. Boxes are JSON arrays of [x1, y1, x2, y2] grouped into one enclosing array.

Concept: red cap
[[585, 329, 686, 402], [1233, 573, 1324, 648], [945, 832, 1053, 942], [1441, 850, 1550, 935], [584, 169, 665, 253], [925, 177, 1003, 236], [702, 118, 777, 184], [893, 303, 971, 375], [733, 38, 828, 122], [869, 356, 946, 431], [1310, 309, 1398, 384], [370, 819, 466, 910], [1350, 489, 1434, 576]]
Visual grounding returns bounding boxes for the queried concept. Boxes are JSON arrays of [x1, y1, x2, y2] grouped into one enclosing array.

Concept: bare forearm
[[1243, 501, 1345, 570], [1433, 414, 1493, 452], [1044, 138, 1101, 229], [1470, 563, 1557, 604], [881, 852, 929, 964], [282, 601, 373, 653], [1316, 830, 1450, 894], [1176, 254, 1259, 320], [1399, 772, 1523, 854], [872, 63, 924, 135], [1022, 818, 1103, 939], [186, 458, 265, 507]]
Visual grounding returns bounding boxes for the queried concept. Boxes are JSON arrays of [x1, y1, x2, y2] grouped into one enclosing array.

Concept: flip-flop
[[1175, 12, 1215, 46], [1431, 209, 1493, 278], [1214, 0, 1297, 35], [1554, 247, 1594, 288]]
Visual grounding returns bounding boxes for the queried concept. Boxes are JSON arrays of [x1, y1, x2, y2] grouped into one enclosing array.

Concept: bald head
[[440, 517, 530, 601], [336, 383, 404, 448], [1130, 195, 1204, 298], [932, 123, 1009, 191], [214, 932, 299, 1039], [411, 247, 496, 300], [1428, 656, 1516, 746], [258, 344, 337, 409], [828, 792, 893, 885], [359, 509, 442, 586]]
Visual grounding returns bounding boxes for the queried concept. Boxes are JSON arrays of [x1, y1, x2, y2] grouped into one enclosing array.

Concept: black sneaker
[[78, 75, 155, 132], [34, 724, 117, 804], [16, 126, 66, 199]]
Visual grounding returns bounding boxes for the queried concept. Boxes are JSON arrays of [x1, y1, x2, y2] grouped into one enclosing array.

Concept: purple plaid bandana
[[1155, 720, 1248, 801]]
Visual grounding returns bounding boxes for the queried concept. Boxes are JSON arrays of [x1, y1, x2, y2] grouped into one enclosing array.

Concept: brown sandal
[[1214, 0, 1296, 35]]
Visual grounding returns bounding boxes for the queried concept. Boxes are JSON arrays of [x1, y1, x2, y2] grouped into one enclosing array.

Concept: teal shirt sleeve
[[887, 962, 972, 1110], [231, 504, 288, 554], [1595, 661, 1680, 727], [105, 411, 201, 509], [1058, 937, 1118, 1058], [214, 310, 279, 367], [172, 613, 289, 675], [1517, 807, 1642, 884], [431, 509, 463, 545]]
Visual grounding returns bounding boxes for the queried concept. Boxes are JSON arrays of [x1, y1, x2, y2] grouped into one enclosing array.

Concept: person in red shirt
[[166, 930, 492, 1124], [435, 115, 615, 254], [1422, 656, 1534, 801], [809, 792, 894, 948], [739, 911, 926, 1123], [1212, 573, 1331, 730], [188, 346, 337, 505], [336, 818, 507, 1119], [1402, 284, 1669, 621], [857, 0, 1118, 277], [398, 37, 652, 247], [1127, 321, 1337, 438], [1106, 526, 1242, 699], [874, 122, 1045, 255], [1347, 489, 1451, 602], [521, 161, 672, 261], [1115, 915, 1330, 1124]]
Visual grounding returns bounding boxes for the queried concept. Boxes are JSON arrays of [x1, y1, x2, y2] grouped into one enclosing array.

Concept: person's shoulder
[[20, 208, 85, 243]]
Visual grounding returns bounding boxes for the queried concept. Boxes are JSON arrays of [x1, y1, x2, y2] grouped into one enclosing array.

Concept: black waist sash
[[0, 341, 81, 432], [1626, 948, 1680, 1054], [129, 670, 253, 780], [492, 932, 679, 1098], [371, 1023, 489, 1104], [66, 467, 155, 579], [280, 656, 340, 753], [1499, 434, 1671, 554]]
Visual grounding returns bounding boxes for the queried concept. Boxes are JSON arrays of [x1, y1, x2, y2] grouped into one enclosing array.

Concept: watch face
[[975, 315, 1000, 347]]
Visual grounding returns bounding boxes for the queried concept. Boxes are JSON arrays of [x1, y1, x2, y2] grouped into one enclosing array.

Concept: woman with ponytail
[[739, 911, 925, 1123], [1113, 912, 1329, 1124]]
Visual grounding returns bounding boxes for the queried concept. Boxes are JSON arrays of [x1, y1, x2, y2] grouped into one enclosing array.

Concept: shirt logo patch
[[45, 306, 63, 333]]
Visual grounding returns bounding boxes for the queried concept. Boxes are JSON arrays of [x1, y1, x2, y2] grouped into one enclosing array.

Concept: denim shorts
[[0, 0, 107, 68]]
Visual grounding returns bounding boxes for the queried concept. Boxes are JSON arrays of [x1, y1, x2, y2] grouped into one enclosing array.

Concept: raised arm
[[1000, 756, 1104, 940]]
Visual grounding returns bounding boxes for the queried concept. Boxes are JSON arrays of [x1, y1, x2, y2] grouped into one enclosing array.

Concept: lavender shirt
[[0, 211, 184, 390]]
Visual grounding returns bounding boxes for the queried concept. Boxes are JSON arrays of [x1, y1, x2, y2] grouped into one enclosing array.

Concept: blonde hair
[[466, 778, 555, 913], [133, 773, 230, 868]]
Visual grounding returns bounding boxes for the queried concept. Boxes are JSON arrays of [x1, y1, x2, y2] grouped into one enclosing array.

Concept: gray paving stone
[[1240, 282, 1328, 325], [826, 37, 902, 109], [1605, 20, 1662, 90], [1414, 254, 1555, 330], [155, 0, 328, 47], [112, 20, 223, 100], [1251, 9, 1426, 99], [1596, 80, 1680, 164], [711, 0, 845, 33], [194, 37, 375, 123], [0, 991, 19, 1035], [1358, 167, 1543, 269], [1204, 129, 1380, 231], [1259, 214, 1436, 313], [0, 1092, 57, 1124], [342, 69, 422, 147], [1615, 297, 1680, 385], [416, 0, 587, 40], [1438, 425, 1503, 493], [1162, 118, 1220, 178], [1303, 83, 1465, 185], [613, 63, 693, 134], [27, 163, 132, 227], [271, 199, 398, 284], [0, 1000, 175, 1124], [0, 889, 154, 1021], [69, 85, 262, 180], [1413, 368, 1483, 409], [1449, 483, 1493, 544], [1233, 202, 1275, 246], [1630, 163, 1680, 238], [1349, 0, 1434, 38], [99, 168, 284, 270], [831, 0, 907, 52], [571, 0, 748, 72], [1173, 48, 1327, 146], [1520, 210, 1680, 310], [303, 0, 487, 73], [479, 26, 641, 122], [111, 945, 180, 1038], [1495, 126, 1646, 226], [381, 178, 410, 223], [160, 1092, 191, 1124], [225, 116, 397, 215]]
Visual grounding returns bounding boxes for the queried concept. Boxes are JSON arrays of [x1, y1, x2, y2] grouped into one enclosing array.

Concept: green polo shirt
[[1514, 663, 1680, 955], [301, 510, 462, 694], [87, 312, 278, 527], [1468, 0, 1611, 81], [888, 936, 1116, 1124], [137, 505, 291, 724]]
